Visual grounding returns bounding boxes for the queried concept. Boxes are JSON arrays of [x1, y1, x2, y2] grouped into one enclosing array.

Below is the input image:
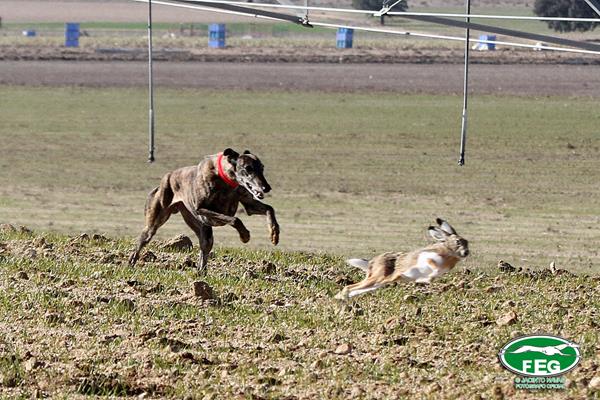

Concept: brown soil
[[2, 44, 599, 65], [2, 59, 600, 96]]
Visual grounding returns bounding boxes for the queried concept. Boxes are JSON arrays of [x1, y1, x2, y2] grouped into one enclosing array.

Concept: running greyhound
[[129, 149, 280, 274]]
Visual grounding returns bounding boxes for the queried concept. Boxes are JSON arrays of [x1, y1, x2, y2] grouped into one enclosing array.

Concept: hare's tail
[[346, 258, 369, 272]]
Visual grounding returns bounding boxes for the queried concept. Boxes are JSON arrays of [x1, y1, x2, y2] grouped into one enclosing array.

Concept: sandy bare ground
[[0, 0, 546, 24], [0, 0, 255, 23], [2, 60, 600, 96]]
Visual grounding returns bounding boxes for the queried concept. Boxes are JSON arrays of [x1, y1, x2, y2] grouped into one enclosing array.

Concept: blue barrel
[[22, 30, 36, 37], [208, 24, 226, 48], [65, 22, 80, 47], [477, 34, 496, 50], [336, 28, 353, 49]]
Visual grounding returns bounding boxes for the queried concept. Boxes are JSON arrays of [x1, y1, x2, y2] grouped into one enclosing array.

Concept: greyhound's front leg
[[198, 225, 214, 275], [265, 206, 280, 245], [241, 199, 280, 245], [178, 206, 215, 275], [196, 208, 250, 243]]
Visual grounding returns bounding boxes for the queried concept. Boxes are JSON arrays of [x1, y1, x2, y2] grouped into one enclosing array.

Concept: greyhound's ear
[[243, 150, 251, 155], [428, 226, 447, 241], [223, 148, 239, 164]]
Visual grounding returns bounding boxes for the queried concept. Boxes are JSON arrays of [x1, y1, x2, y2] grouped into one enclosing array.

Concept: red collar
[[217, 153, 239, 189]]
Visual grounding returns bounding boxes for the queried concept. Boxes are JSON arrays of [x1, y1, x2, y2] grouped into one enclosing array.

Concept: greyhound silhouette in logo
[[510, 343, 580, 356]]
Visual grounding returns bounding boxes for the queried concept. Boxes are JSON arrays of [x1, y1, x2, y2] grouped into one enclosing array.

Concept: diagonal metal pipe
[[401, 14, 600, 53], [174, 0, 313, 26]]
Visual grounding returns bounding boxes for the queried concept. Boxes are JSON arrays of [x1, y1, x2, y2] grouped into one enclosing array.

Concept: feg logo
[[498, 334, 581, 377]]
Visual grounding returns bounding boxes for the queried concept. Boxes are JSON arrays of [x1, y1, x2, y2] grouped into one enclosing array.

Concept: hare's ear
[[436, 218, 456, 235], [428, 226, 447, 242]]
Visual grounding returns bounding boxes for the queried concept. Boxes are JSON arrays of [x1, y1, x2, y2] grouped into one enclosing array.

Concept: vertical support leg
[[148, 0, 155, 163], [458, 0, 471, 166]]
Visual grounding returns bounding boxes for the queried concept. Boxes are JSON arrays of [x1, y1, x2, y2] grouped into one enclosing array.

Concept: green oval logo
[[498, 335, 580, 377]]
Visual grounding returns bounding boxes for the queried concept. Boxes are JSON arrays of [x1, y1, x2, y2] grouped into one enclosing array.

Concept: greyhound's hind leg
[[129, 197, 173, 266]]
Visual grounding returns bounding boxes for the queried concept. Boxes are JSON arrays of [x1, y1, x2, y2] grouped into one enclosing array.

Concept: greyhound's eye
[[245, 166, 254, 173]]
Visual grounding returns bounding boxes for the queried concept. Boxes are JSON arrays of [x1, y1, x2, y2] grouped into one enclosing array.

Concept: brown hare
[[335, 218, 469, 301]]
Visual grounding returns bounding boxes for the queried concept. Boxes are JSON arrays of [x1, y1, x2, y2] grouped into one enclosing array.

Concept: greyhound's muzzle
[[242, 181, 265, 200]]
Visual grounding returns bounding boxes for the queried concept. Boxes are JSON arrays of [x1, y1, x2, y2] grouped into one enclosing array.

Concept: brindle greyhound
[[129, 149, 279, 273]]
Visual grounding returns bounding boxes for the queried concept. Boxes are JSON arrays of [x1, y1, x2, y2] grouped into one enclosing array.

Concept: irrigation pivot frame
[[138, 0, 600, 164], [136, 0, 600, 54]]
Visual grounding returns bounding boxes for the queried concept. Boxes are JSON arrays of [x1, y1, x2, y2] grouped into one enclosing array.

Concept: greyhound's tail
[[346, 258, 370, 272], [144, 186, 159, 214]]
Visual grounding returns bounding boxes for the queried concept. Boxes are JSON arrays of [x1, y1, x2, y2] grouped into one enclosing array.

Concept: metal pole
[[458, 0, 470, 166], [148, 0, 156, 163], [582, 0, 600, 16], [305, 0, 308, 20]]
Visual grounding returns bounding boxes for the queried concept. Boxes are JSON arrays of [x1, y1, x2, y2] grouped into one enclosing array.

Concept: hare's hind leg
[[334, 276, 385, 301], [334, 254, 397, 301], [348, 283, 385, 298]]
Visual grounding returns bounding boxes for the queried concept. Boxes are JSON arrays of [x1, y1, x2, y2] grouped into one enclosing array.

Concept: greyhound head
[[428, 218, 470, 258], [222, 148, 271, 200]]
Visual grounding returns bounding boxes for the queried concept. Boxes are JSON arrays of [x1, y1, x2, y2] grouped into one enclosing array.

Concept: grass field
[[2, 3, 599, 399], [0, 228, 598, 398], [0, 76, 599, 398], [0, 85, 598, 275]]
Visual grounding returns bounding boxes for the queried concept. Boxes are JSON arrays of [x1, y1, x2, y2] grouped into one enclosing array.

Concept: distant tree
[[534, 0, 599, 32], [352, 0, 409, 25]]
